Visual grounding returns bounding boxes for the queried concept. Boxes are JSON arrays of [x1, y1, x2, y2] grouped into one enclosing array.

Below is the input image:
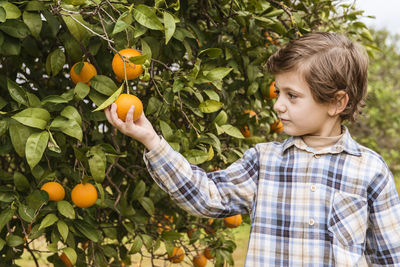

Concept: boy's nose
[[273, 98, 287, 114]]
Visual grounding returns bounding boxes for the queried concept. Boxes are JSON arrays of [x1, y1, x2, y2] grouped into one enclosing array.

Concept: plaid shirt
[[143, 127, 400, 266]]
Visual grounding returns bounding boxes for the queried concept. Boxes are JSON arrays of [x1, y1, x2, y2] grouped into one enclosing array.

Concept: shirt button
[[310, 185, 316, 192], [309, 219, 315, 226]]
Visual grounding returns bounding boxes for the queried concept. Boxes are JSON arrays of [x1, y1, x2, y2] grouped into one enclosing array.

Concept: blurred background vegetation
[[346, 28, 400, 193]]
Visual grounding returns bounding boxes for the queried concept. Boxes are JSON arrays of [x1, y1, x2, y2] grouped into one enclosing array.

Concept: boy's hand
[[105, 103, 161, 151]]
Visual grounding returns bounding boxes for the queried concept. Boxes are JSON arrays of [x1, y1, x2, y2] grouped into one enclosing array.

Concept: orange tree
[[0, 1, 374, 266]]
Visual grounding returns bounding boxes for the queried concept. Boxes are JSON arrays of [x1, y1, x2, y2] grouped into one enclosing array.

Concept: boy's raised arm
[[105, 103, 259, 218]]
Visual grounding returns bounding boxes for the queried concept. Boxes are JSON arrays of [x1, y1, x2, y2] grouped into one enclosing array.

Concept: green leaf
[[57, 220, 69, 241], [0, 35, 20, 55], [26, 1, 46, 11], [46, 48, 66, 76], [27, 92, 41, 107], [141, 234, 153, 250], [47, 131, 61, 153], [90, 75, 118, 96], [112, 11, 133, 35], [50, 116, 83, 141], [26, 190, 48, 211], [63, 247, 77, 265], [25, 131, 49, 169], [199, 100, 223, 113], [12, 108, 50, 129], [130, 235, 143, 254], [183, 149, 209, 164], [39, 213, 58, 230], [18, 204, 35, 223], [41, 95, 69, 105], [0, 19, 30, 38], [74, 82, 90, 100], [161, 231, 181, 241], [7, 78, 28, 106], [0, 7, 6, 23], [163, 11, 176, 44], [139, 197, 154, 216], [6, 234, 24, 247], [159, 120, 173, 140], [74, 220, 101, 242], [87, 146, 106, 183], [213, 110, 228, 126], [132, 181, 146, 200], [220, 125, 244, 139], [23, 11, 42, 39], [92, 84, 123, 112], [0, 209, 14, 233], [204, 89, 220, 101], [62, 14, 87, 42], [133, 5, 163, 31], [0, 120, 9, 136], [0, 2, 21, 19], [205, 68, 232, 81], [14, 172, 30, 192], [57, 201, 75, 219], [199, 48, 222, 58], [0, 239, 5, 251], [9, 120, 36, 157], [61, 106, 82, 126]]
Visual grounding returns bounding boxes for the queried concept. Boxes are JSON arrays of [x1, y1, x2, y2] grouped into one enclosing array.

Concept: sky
[[353, 0, 400, 36]]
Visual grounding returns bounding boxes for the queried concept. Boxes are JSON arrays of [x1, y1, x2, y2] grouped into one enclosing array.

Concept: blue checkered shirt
[[144, 127, 400, 266]]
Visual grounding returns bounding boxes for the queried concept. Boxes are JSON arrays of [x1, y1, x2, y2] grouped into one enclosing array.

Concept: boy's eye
[[288, 93, 297, 99]]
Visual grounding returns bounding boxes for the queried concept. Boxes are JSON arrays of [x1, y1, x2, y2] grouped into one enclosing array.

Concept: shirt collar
[[281, 126, 362, 156]]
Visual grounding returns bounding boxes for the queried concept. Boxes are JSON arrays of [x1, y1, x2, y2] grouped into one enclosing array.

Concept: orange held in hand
[[41, 181, 65, 201], [193, 254, 207, 267], [168, 247, 185, 263], [70, 62, 97, 85], [224, 214, 242, 228], [114, 93, 143, 122], [71, 183, 98, 208], [112, 48, 143, 80]]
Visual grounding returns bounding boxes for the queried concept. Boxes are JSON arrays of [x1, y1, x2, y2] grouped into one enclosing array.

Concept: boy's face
[[273, 69, 341, 137]]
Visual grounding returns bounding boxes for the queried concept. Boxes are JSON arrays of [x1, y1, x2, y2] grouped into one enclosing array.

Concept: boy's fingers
[[125, 105, 135, 124]]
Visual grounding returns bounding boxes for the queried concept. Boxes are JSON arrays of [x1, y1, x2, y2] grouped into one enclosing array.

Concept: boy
[[105, 32, 400, 266]]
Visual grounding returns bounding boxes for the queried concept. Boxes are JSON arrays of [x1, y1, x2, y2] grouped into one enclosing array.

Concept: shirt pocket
[[327, 190, 368, 266]]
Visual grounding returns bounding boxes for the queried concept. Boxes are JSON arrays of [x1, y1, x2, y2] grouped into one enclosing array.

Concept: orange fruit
[[244, 109, 257, 118], [240, 125, 252, 138], [70, 62, 97, 85], [71, 183, 98, 208], [157, 223, 171, 234], [224, 214, 242, 228], [203, 247, 214, 260], [187, 228, 195, 239], [193, 254, 207, 267], [112, 48, 143, 80], [168, 247, 185, 263], [82, 241, 90, 250], [265, 81, 277, 99], [114, 93, 143, 122], [41, 181, 65, 201], [59, 253, 73, 267], [270, 120, 283, 133]]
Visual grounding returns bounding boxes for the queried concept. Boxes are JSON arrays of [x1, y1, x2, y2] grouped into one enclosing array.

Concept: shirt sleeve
[[367, 167, 400, 265], [143, 136, 259, 218]]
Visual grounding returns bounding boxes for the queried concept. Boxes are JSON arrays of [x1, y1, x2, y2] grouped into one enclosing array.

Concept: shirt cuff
[[143, 136, 171, 162]]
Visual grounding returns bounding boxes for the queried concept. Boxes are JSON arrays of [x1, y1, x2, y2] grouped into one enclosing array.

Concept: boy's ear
[[328, 90, 349, 116]]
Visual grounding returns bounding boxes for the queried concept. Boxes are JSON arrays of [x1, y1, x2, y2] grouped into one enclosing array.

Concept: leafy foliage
[[0, 0, 373, 266]]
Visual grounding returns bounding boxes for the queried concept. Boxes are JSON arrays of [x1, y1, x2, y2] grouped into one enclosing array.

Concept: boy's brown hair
[[266, 32, 369, 122]]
